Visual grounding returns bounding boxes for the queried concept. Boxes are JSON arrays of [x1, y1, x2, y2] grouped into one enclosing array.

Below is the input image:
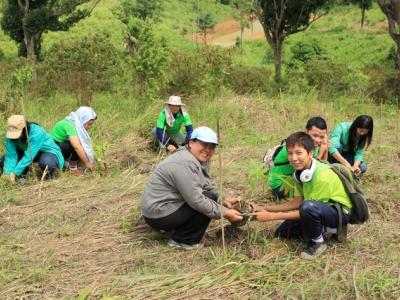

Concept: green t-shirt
[[294, 161, 352, 212], [50, 119, 78, 143], [156, 110, 192, 134], [329, 121, 365, 161], [268, 145, 320, 189]]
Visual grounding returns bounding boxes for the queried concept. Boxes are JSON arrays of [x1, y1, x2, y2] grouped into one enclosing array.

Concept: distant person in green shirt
[[0, 115, 64, 183], [51, 107, 97, 176], [268, 116, 330, 199], [253, 132, 352, 260], [153, 96, 193, 153], [328, 115, 373, 174]]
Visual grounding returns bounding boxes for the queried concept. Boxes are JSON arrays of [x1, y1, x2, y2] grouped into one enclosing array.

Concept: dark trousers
[[328, 147, 368, 173], [275, 200, 350, 243], [144, 203, 211, 245], [0, 150, 58, 177], [56, 140, 79, 161], [272, 187, 286, 200]]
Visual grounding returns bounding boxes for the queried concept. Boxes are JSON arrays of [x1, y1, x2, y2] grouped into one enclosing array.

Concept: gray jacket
[[141, 147, 227, 219]]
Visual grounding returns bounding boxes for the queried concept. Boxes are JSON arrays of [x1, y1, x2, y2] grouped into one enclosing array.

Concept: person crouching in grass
[[253, 132, 352, 260]]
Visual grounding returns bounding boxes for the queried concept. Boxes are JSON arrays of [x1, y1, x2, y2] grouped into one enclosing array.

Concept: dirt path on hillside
[[187, 16, 265, 46]]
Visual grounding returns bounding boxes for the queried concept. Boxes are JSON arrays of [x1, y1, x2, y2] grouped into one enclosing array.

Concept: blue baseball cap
[[190, 126, 219, 145]]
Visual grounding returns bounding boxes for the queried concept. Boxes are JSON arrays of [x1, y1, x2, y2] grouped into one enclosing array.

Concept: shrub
[[227, 65, 272, 94], [304, 58, 351, 94], [166, 46, 233, 98], [288, 40, 325, 68], [363, 64, 400, 104], [36, 34, 120, 104]]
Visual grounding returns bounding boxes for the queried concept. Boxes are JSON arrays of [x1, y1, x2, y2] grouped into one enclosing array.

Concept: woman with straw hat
[[0, 115, 64, 183], [153, 96, 193, 153]]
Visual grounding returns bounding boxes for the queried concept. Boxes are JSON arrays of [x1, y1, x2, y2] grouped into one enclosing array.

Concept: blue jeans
[[328, 146, 368, 173], [0, 151, 59, 177], [275, 200, 350, 243]]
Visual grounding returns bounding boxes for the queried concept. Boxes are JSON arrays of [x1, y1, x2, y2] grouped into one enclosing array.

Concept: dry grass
[[0, 95, 399, 299]]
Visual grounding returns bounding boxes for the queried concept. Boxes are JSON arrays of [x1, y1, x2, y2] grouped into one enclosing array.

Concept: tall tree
[[1, 0, 99, 61], [377, 0, 400, 68], [232, 0, 254, 47], [255, 0, 331, 82], [351, 0, 372, 28]]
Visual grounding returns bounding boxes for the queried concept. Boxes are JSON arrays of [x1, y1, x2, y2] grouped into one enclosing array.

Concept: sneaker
[[167, 239, 201, 251], [300, 242, 327, 260]]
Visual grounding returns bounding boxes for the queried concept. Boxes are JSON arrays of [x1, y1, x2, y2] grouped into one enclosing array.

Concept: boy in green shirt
[[254, 132, 352, 260], [268, 116, 330, 199]]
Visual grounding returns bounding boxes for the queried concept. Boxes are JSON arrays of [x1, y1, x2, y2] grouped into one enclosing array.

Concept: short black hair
[[305, 116, 327, 130], [286, 132, 315, 153]]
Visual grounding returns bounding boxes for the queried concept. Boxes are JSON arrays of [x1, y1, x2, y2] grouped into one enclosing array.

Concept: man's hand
[[352, 165, 361, 174], [252, 210, 275, 222], [9, 173, 16, 184], [167, 144, 177, 153], [223, 209, 243, 222]]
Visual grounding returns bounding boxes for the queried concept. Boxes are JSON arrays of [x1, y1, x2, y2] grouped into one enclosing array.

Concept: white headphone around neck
[[293, 158, 317, 183]]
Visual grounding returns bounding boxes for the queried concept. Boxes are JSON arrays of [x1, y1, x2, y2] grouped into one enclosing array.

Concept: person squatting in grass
[[328, 115, 373, 174], [254, 132, 352, 260], [50, 106, 97, 176], [141, 126, 243, 250], [153, 96, 193, 153], [0, 115, 64, 184], [268, 116, 330, 200]]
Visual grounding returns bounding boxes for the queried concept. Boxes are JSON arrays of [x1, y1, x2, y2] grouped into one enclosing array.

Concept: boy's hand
[[223, 209, 243, 222], [252, 204, 266, 212], [252, 210, 274, 222]]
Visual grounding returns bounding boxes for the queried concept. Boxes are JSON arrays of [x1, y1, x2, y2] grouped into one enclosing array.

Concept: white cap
[[190, 126, 218, 145], [165, 96, 185, 106]]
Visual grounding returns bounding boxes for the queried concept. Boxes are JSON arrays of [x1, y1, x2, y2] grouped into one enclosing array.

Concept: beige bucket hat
[[165, 96, 185, 106], [6, 115, 26, 139]]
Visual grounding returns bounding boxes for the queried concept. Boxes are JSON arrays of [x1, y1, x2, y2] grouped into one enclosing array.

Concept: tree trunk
[[24, 32, 39, 61], [273, 40, 282, 83], [361, 7, 366, 28], [396, 42, 400, 69]]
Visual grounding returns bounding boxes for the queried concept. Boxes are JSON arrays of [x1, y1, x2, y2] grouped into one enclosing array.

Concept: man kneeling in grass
[[254, 132, 351, 260]]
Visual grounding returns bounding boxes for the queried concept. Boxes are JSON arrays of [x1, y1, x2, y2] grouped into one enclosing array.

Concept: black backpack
[[320, 161, 369, 224]]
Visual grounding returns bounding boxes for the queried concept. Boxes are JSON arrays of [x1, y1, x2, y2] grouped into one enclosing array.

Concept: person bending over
[[328, 115, 373, 174], [0, 115, 64, 183], [51, 106, 97, 175], [268, 116, 330, 199], [255, 132, 352, 260], [153, 96, 193, 153], [141, 126, 242, 250]]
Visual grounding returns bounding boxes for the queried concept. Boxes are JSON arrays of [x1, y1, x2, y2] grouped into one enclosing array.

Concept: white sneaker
[[167, 239, 201, 251]]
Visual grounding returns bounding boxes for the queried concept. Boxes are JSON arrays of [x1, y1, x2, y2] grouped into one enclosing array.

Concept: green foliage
[[37, 34, 120, 103], [289, 40, 325, 67], [132, 20, 171, 102], [166, 46, 233, 98], [0, 0, 97, 59], [303, 57, 367, 95], [114, 0, 162, 23], [227, 65, 272, 94], [363, 64, 400, 104]]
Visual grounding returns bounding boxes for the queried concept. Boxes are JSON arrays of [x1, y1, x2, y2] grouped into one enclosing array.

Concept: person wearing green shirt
[[153, 96, 193, 153], [268, 116, 330, 199], [253, 132, 352, 260], [51, 107, 97, 176], [0, 115, 64, 183], [328, 115, 373, 174]]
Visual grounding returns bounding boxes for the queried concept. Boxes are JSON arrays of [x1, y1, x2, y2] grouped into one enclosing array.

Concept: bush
[[36, 34, 120, 104], [288, 40, 325, 69], [227, 65, 272, 94], [363, 64, 400, 104], [303, 58, 352, 94], [166, 46, 233, 98]]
